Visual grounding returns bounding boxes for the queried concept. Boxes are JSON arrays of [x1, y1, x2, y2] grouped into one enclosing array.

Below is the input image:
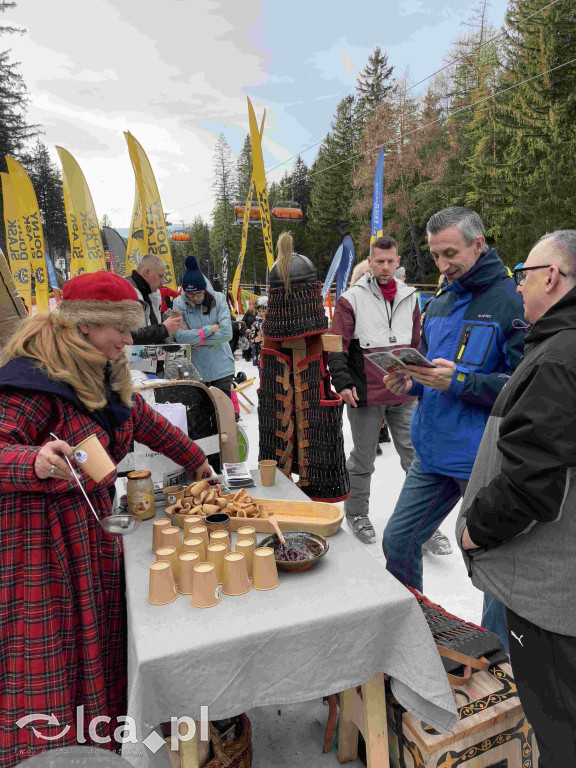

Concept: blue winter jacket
[[410, 248, 525, 479], [173, 291, 234, 382]]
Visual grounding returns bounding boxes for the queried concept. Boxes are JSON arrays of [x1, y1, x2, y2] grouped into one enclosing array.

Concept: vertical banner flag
[[321, 244, 343, 302], [124, 132, 177, 290], [232, 112, 265, 312], [56, 147, 106, 274], [336, 235, 355, 299], [247, 98, 274, 271], [102, 226, 127, 276], [5, 156, 50, 314], [126, 190, 144, 274], [370, 147, 385, 245], [1, 172, 31, 309]]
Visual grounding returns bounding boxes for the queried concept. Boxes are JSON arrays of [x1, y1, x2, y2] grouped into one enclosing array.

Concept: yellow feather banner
[[56, 146, 106, 274], [124, 132, 177, 290], [247, 97, 274, 271], [5, 156, 50, 314], [1, 171, 32, 309], [232, 112, 265, 311]]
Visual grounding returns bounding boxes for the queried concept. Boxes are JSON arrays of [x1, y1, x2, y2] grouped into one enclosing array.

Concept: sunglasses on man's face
[[513, 265, 569, 286]]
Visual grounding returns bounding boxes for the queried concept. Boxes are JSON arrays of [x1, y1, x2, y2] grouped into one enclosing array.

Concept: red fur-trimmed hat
[[60, 272, 144, 331]]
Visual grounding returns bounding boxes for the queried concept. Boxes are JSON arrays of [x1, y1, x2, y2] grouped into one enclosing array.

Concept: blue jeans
[[482, 595, 509, 652], [383, 452, 468, 592]]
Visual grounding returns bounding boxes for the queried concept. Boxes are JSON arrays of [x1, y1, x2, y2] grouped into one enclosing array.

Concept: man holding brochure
[[382, 207, 525, 627]]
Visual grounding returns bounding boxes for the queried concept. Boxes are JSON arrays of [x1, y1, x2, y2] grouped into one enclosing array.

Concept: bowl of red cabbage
[[258, 531, 329, 573]]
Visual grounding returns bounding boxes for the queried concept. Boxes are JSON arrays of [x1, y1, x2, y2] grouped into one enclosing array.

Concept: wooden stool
[[336, 672, 390, 767]]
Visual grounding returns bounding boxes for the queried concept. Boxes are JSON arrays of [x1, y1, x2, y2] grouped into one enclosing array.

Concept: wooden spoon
[[268, 515, 286, 546]]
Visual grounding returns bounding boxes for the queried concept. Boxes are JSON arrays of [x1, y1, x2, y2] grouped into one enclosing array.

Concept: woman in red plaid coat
[[0, 273, 211, 767]]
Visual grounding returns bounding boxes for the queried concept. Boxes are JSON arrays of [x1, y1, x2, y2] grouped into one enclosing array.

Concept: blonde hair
[[0, 314, 133, 411], [276, 232, 294, 294]]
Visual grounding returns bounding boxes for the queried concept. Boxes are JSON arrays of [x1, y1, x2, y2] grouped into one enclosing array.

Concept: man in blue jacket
[[382, 207, 525, 605]]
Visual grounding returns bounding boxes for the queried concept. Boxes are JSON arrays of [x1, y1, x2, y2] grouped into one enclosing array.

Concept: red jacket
[[160, 285, 181, 312], [0, 379, 205, 763]]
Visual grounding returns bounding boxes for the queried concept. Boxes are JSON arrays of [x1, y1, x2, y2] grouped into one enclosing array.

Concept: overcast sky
[[6, 0, 508, 228]]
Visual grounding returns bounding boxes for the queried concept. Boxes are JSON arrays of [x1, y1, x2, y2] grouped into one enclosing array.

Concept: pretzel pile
[[170, 481, 268, 519]]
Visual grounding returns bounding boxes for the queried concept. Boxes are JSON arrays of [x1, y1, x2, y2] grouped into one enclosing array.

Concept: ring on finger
[[49, 466, 56, 475], [48, 453, 57, 465]]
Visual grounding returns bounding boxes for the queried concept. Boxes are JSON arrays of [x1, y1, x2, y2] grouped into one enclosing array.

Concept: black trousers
[[205, 374, 234, 399], [506, 608, 576, 767]]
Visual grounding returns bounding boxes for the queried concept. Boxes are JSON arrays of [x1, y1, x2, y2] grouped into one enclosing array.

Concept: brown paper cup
[[178, 552, 200, 594], [156, 546, 180, 583], [234, 538, 256, 578], [183, 516, 203, 538], [222, 552, 250, 596], [237, 526, 258, 547], [183, 536, 206, 561], [152, 518, 172, 554], [191, 563, 221, 609], [258, 460, 277, 487], [163, 485, 184, 507], [188, 525, 209, 550], [252, 547, 279, 591], [148, 561, 177, 605], [160, 526, 183, 556], [207, 543, 227, 584], [209, 530, 231, 553], [73, 434, 115, 483]]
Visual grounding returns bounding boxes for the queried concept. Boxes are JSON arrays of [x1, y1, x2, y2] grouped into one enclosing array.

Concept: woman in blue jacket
[[173, 257, 235, 396]]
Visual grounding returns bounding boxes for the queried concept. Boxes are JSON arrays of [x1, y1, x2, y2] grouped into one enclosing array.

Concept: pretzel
[[193, 496, 203, 506], [202, 504, 219, 516], [191, 505, 203, 516], [204, 490, 216, 504], [259, 507, 269, 520], [215, 497, 228, 510], [233, 489, 249, 503], [236, 509, 248, 518]]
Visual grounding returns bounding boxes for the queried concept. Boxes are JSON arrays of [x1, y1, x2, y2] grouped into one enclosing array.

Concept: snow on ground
[[234, 353, 483, 626]]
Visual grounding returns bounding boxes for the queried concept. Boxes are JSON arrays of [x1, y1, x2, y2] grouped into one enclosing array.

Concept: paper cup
[[152, 518, 172, 554], [160, 526, 183, 556], [191, 563, 221, 609], [183, 536, 206, 561], [222, 552, 250, 596], [207, 543, 227, 584], [148, 561, 177, 605], [209, 530, 231, 553], [234, 538, 256, 578], [204, 512, 231, 534], [184, 516, 203, 538], [258, 460, 277, 487], [188, 525, 209, 550], [178, 552, 200, 594], [252, 547, 279, 591], [163, 485, 184, 507], [237, 526, 258, 547], [156, 545, 180, 583], [73, 434, 115, 483]]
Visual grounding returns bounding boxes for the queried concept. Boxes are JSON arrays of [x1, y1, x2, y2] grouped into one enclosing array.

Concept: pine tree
[[493, 0, 576, 261], [209, 133, 240, 272], [355, 46, 395, 126], [307, 95, 356, 274], [24, 140, 68, 258], [0, 1, 37, 255], [236, 135, 252, 202]]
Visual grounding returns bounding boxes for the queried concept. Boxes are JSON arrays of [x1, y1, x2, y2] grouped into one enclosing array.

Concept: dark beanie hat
[[182, 256, 207, 292]]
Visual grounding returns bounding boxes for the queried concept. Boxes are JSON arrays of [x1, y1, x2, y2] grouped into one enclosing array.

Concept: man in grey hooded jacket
[[457, 230, 576, 766]]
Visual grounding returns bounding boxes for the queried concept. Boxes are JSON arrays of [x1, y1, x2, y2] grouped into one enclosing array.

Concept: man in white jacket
[[329, 237, 421, 544]]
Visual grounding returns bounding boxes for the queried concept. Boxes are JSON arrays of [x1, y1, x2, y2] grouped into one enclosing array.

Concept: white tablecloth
[[122, 471, 457, 766]]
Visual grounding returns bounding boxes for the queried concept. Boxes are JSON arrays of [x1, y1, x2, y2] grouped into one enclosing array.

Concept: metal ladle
[[50, 433, 141, 536]]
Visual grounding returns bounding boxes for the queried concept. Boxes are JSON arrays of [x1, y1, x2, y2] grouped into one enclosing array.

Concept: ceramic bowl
[[258, 531, 329, 573]]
